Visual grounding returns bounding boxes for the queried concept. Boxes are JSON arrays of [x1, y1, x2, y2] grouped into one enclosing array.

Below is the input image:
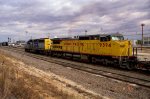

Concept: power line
[[123, 33, 150, 36]]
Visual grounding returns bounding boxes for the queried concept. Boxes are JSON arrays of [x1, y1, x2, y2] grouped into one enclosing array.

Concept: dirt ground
[[0, 48, 150, 99], [0, 51, 100, 99]]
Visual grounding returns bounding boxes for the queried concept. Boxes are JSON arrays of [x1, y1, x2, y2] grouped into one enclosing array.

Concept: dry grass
[[0, 50, 100, 99]]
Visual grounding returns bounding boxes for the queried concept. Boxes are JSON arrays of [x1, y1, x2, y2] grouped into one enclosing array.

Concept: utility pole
[[85, 30, 87, 36], [141, 23, 145, 51], [25, 31, 28, 41], [8, 37, 11, 43], [8, 37, 9, 43]]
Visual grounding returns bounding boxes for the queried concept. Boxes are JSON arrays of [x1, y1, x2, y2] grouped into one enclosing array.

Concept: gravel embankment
[[0, 50, 100, 99], [0, 48, 150, 99]]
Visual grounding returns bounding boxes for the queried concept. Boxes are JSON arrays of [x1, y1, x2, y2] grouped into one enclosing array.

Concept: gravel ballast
[[0, 48, 150, 99]]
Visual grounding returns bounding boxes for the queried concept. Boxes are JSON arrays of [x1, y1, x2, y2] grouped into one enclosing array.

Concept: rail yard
[[0, 39, 150, 98], [24, 33, 150, 70], [0, 0, 150, 98]]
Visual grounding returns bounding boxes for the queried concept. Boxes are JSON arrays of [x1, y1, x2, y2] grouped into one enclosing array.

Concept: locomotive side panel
[[37, 39, 44, 50], [111, 40, 133, 57], [51, 39, 132, 57]]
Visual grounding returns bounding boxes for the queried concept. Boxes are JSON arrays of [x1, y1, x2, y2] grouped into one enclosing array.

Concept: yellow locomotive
[[25, 33, 137, 69], [51, 33, 136, 69]]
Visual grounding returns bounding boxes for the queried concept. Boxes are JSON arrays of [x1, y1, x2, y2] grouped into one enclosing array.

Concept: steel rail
[[1, 47, 150, 89]]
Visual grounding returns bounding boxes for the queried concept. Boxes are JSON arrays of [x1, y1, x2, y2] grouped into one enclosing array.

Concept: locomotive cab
[[111, 35, 124, 41], [109, 34, 136, 69]]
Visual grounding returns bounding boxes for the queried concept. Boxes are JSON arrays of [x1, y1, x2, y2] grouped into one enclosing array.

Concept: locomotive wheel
[[103, 59, 108, 66], [126, 64, 133, 70], [120, 62, 134, 70], [119, 61, 126, 69], [92, 57, 96, 63], [60, 53, 63, 57], [126, 63, 135, 70], [120, 65, 126, 69]]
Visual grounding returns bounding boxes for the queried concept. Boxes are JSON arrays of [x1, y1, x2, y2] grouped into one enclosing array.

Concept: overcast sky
[[0, 0, 150, 42]]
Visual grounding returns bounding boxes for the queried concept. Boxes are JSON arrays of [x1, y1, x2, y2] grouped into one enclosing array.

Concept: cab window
[[100, 37, 107, 41], [111, 36, 124, 40], [100, 36, 111, 42]]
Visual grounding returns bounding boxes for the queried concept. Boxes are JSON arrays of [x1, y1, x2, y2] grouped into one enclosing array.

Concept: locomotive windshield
[[111, 36, 124, 40]]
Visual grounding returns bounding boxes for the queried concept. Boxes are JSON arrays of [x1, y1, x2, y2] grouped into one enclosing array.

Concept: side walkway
[[137, 52, 150, 61]]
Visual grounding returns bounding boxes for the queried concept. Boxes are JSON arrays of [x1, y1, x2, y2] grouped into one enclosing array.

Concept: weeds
[[0, 51, 100, 99]]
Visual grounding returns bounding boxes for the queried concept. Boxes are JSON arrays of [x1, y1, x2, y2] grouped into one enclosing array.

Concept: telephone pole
[[141, 23, 145, 51], [85, 30, 87, 36]]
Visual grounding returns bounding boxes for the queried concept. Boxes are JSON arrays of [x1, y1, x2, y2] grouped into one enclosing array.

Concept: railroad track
[[1, 47, 150, 89]]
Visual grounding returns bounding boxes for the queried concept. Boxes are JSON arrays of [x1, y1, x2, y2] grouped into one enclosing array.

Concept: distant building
[[15, 40, 26, 47], [143, 37, 150, 46], [16, 40, 26, 45]]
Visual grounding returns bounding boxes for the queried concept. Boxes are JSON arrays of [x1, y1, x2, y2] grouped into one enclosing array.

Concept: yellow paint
[[51, 39, 133, 57], [44, 39, 52, 50]]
